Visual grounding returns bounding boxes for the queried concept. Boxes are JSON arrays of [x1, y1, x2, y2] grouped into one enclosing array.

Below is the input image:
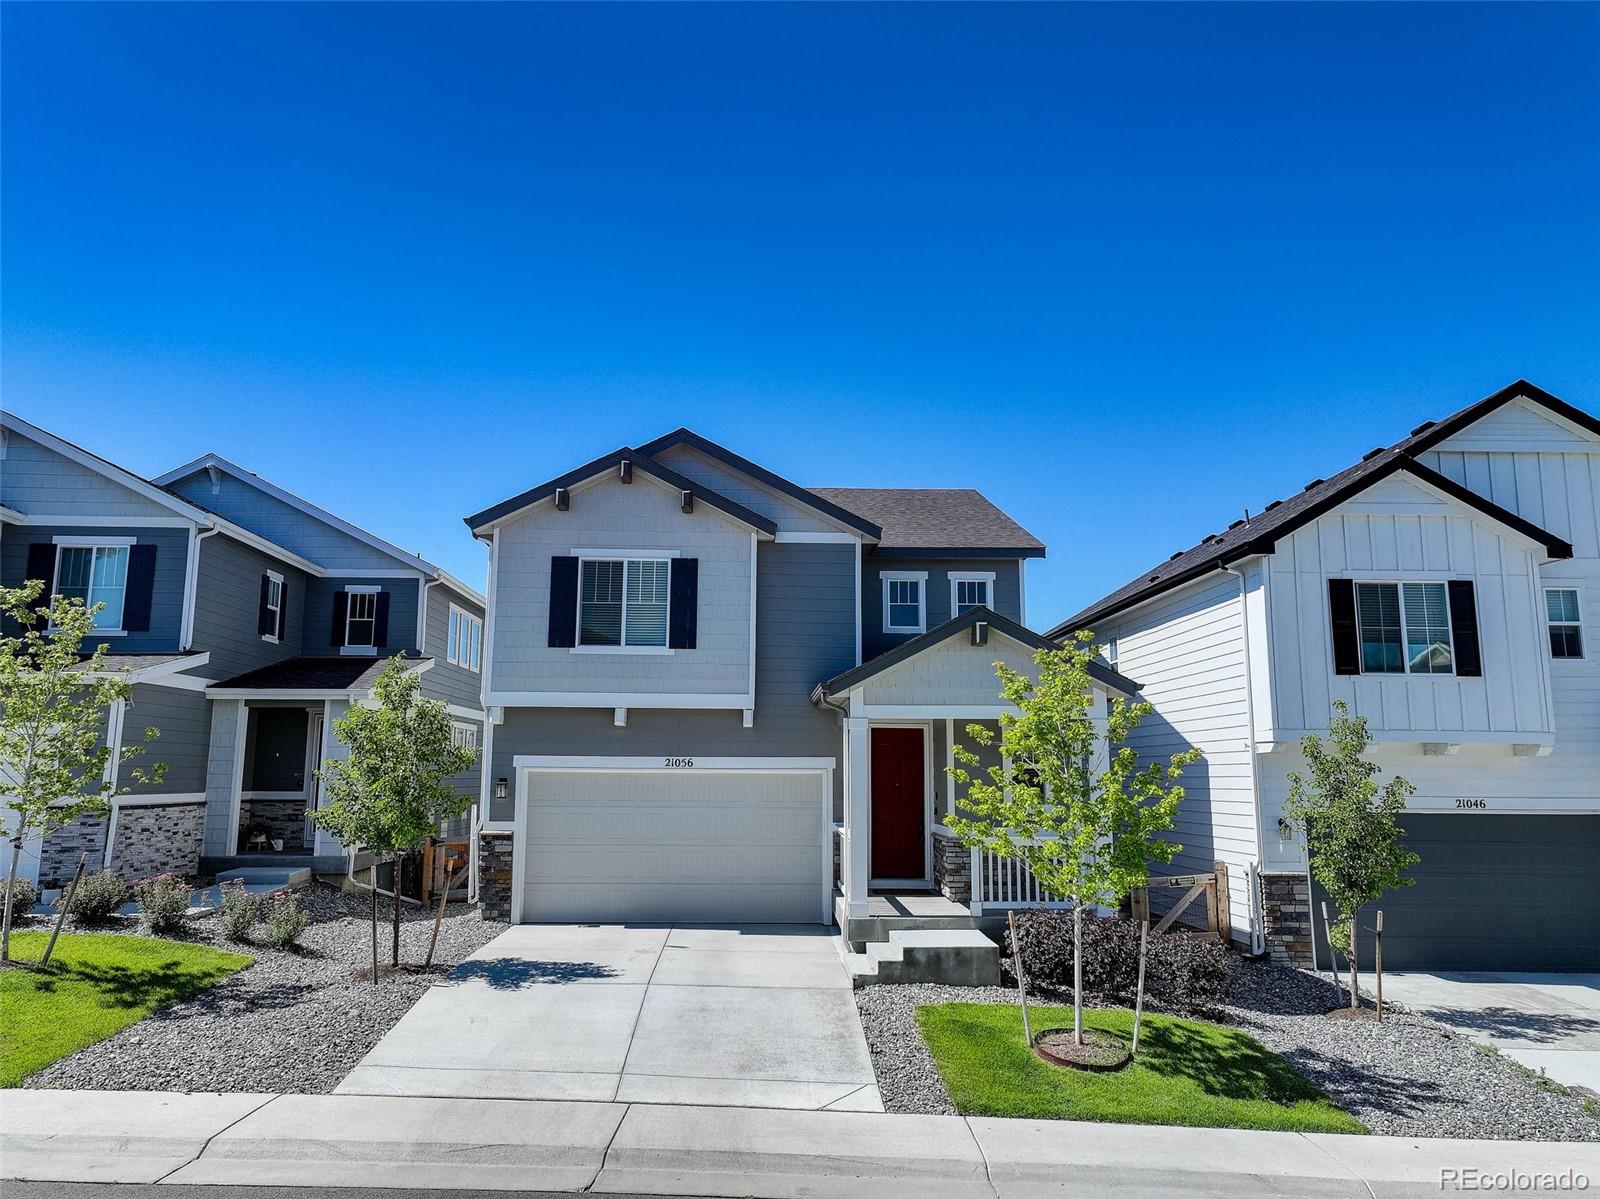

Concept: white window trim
[[882, 571, 929, 634], [1545, 586, 1584, 660], [573, 555, 674, 655], [341, 584, 381, 656], [447, 602, 483, 671], [1353, 579, 1456, 677], [51, 538, 136, 636], [451, 721, 480, 751], [949, 571, 996, 616], [262, 570, 284, 644]]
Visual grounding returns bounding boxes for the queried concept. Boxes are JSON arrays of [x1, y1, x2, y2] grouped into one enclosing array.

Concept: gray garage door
[[1317, 815, 1600, 972]]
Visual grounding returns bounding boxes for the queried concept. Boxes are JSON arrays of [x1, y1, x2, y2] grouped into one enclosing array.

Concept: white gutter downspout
[[1220, 562, 1268, 955], [179, 526, 221, 651]]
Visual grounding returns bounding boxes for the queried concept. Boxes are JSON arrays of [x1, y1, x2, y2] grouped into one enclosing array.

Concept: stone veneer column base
[[477, 829, 515, 922], [1260, 870, 1314, 968], [39, 815, 109, 889], [933, 833, 972, 904], [110, 801, 206, 882]]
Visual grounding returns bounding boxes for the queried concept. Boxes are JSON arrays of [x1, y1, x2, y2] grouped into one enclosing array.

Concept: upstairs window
[[1357, 581, 1452, 674], [260, 571, 285, 642], [882, 572, 927, 634], [451, 722, 479, 752], [1547, 588, 1584, 659], [448, 604, 483, 670], [57, 543, 130, 631], [345, 588, 378, 648], [580, 558, 669, 648], [950, 572, 995, 616]]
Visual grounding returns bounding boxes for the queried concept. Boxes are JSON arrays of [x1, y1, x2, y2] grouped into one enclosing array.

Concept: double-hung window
[[345, 588, 378, 649], [1547, 589, 1584, 659], [882, 571, 927, 634], [451, 722, 479, 752], [56, 541, 131, 632], [1356, 582, 1453, 674], [448, 604, 483, 670], [263, 572, 284, 642], [579, 558, 670, 648], [950, 572, 995, 616]]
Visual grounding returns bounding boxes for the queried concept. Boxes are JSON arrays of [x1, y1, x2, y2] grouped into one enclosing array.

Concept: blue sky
[[4, 3, 1597, 624]]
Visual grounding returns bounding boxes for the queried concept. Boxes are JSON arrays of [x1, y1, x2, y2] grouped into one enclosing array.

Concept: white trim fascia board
[[773, 531, 863, 544], [110, 792, 207, 809], [481, 528, 499, 703], [343, 583, 382, 593], [857, 704, 1018, 719], [138, 671, 218, 692], [655, 442, 877, 542], [513, 755, 836, 770], [486, 692, 754, 710], [570, 547, 683, 559], [14, 515, 195, 528], [207, 687, 380, 700], [1073, 555, 1270, 632], [854, 540, 863, 665], [126, 652, 212, 684], [417, 577, 435, 653], [153, 452, 444, 576], [54, 534, 138, 547], [322, 569, 429, 578], [748, 532, 758, 712], [445, 703, 486, 721], [102, 697, 127, 788], [432, 568, 486, 607], [1, 411, 210, 522], [0, 505, 25, 524]]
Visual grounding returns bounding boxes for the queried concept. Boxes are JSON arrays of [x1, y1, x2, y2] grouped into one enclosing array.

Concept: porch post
[[843, 715, 871, 918]]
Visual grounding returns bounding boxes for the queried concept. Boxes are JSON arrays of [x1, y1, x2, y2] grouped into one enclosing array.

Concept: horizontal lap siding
[[303, 576, 420, 656], [652, 444, 840, 533], [422, 584, 486, 706], [191, 533, 310, 678], [2, 430, 177, 518], [1101, 572, 1258, 940], [119, 684, 211, 795], [166, 471, 401, 571], [862, 557, 1022, 661]]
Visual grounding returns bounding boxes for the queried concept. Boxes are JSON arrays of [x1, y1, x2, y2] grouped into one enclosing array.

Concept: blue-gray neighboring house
[[1, 412, 486, 889]]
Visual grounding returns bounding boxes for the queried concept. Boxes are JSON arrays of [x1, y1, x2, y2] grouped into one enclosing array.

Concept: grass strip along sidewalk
[[1, 932, 252, 1087], [917, 1002, 1365, 1133]]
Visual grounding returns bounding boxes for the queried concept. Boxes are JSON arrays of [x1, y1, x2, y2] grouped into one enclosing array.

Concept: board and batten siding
[[421, 582, 485, 707], [1097, 570, 1260, 941], [1, 429, 178, 520], [1265, 475, 1554, 741], [191, 533, 311, 679], [488, 541, 856, 819], [861, 557, 1023, 661], [488, 473, 755, 700], [118, 684, 212, 795]]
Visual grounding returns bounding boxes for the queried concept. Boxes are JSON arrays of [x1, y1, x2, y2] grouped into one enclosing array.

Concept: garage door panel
[[521, 767, 828, 924]]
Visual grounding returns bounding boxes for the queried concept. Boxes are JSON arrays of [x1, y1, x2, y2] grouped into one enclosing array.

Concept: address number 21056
[[664, 757, 695, 769]]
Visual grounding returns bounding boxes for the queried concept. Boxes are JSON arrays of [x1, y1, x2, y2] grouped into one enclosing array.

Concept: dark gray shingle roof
[[811, 488, 1045, 557], [210, 655, 429, 692]]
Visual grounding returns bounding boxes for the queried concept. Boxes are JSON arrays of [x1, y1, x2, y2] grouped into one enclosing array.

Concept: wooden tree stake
[[1131, 917, 1150, 1058], [41, 852, 89, 967], [1008, 910, 1032, 1046]]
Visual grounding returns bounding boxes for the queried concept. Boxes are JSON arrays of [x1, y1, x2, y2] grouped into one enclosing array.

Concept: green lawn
[[916, 1002, 1365, 1133], [0, 932, 252, 1087]]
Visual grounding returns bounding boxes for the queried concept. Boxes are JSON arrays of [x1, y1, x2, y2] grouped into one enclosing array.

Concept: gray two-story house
[[1, 412, 486, 889], [466, 429, 1135, 939]]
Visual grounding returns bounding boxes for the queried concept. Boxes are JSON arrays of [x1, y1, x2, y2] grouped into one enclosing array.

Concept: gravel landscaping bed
[[856, 960, 1600, 1140], [22, 883, 508, 1094]]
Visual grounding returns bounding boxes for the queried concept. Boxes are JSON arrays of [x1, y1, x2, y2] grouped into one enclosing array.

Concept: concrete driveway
[[1383, 971, 1600, 1094], [337, 924, 882, 1112]]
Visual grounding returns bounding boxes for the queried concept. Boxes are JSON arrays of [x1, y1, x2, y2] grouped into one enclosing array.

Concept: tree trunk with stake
[[1131, 917, 1150, 1058], [1, 836, 24, 962], [43, 852, 90, 968], [369, 859, 380, 984], [391, 853, 402, 967], [1007, 910, 1032, 1046], [1347, 914, 1360, 1010], [1071, 902, 1084, 1046]]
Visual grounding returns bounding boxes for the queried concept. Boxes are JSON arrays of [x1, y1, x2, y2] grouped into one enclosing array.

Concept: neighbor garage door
[[521, 767, 830, 924], [1322, 815, 1600, 971]]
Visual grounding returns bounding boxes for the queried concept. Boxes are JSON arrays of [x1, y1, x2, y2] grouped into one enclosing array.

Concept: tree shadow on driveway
[[444, 957, 620, 989]]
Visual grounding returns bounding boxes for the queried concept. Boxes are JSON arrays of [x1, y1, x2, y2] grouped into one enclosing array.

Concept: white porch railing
[[969, 841, 1073, 917], [832, 822, 847, 895]]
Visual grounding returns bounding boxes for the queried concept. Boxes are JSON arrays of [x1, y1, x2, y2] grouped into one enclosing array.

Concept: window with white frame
[[1356, 581, 1453, 674], [56, 542, 131, 631], [345, 588, 378, 648], [263, 572, 283, 642], [451, 722, 479, 751], [882, 571, 927, 634], [579, 558, 669, 648], [950, 572, 995, 616], [1547, 588, 1583, 659], [447, 604, 482, 670]]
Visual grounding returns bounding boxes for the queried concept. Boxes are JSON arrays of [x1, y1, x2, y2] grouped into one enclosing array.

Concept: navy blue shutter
[[257, 575, 275, 636], [1448, 580, 1482, 677], [276, 580, 289, 641], [331, 591, 348, 647], [373, 591, 391, 647], [548, 557, 579, 647], [24, 543, 55, 628], [1328, 579, 1360, 676], [123, 545, 157, 633], [668, 558, 698, 649]]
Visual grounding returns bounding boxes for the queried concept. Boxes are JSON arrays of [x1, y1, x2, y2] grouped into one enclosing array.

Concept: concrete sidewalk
[[4, 1089, 1598, 1199]]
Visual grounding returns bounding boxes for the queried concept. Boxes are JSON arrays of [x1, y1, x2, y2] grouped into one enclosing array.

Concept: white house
[[1052, 381, 1600, 971]]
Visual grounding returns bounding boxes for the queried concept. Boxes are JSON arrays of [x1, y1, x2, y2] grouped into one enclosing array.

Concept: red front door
[[871, 726, 926, 881]]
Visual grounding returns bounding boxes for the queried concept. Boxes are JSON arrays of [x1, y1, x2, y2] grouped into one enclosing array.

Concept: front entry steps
[[845, 929, 1001, 988]]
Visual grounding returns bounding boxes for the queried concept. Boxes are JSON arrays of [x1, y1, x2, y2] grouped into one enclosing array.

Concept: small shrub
[[262, 890, 310, 949], [2, 877, 39, 919], [218, 879, 261, 942], [136, 873, 191, 934], [67, 870, 132, 923], [1007, 908, 1230, 1013]]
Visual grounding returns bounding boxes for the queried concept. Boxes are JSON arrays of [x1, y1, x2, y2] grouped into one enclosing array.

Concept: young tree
[[1284, 700, 1417, 1011], [310, 656, 477, 980], [945, 632, 1201, 1047], [0, 581, 164, 961]]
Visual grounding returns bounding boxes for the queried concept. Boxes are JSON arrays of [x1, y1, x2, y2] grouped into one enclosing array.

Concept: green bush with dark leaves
[[136, 874, 191, 934], [2, 877, 38, 919], [66, 871, 132, 924], [1007, 909, 1230, 1014]]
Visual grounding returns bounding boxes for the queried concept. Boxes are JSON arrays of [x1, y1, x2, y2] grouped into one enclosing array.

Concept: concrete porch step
[[847, 928, 1000, 988], [213, 866, 312, 892]]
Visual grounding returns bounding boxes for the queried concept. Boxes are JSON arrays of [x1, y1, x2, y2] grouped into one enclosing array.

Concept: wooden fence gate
[[1130, 861, 1230, 941]]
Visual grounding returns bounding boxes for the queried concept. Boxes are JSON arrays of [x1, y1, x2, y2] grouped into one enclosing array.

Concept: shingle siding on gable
[[165, 471, 400, 571], [861, 556, 1021, 661], [1, 430, 178, 519], [0, 524, 188, 652], [191, 532, 310, 679]]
